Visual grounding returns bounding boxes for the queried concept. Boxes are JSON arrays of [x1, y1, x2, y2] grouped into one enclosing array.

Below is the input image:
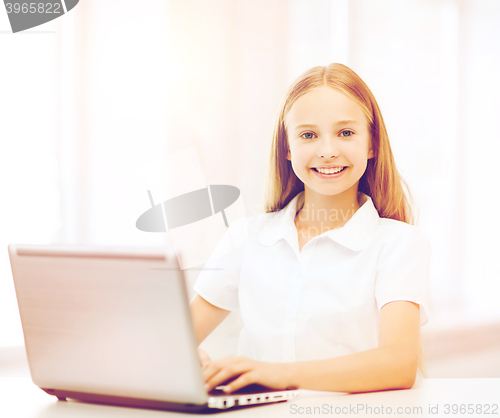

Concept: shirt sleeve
[[192, 216, 248, 311], [375, 225, 432, 326]]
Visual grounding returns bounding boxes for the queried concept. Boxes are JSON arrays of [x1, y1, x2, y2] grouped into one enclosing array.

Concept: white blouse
[[193, 191, 431, 363]]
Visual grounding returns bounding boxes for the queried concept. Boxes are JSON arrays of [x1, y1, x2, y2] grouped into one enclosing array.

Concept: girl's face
[[285, 86, 374, 199]]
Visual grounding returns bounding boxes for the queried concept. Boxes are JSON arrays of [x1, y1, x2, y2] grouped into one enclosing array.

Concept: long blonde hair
[[262, 63, 426, 378]]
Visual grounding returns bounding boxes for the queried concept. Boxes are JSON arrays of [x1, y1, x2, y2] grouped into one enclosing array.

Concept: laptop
[[8, 243, 299, 412]]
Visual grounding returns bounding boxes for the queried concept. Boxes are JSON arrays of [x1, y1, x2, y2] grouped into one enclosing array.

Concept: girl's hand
[[197, 348, 212, 369], [202, 355, 295, 393]]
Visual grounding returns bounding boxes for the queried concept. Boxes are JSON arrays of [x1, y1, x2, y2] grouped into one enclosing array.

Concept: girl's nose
[[317, 138, 340, 158]]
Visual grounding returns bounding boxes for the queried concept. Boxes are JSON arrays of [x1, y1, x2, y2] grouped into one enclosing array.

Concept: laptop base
[[41, 388, 288, 414]]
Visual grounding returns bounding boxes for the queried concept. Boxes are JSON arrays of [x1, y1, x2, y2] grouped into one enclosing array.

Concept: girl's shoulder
[[377, 217, 416, 233], [372, 217, 431, 253], [376, 217, 424, 234]]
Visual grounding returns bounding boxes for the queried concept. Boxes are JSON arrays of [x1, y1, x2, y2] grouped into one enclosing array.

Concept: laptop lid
[[8, 244, 209, 406]]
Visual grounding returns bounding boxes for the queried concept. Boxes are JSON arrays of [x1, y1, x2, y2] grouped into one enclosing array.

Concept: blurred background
[[1, 0, 499, 378]]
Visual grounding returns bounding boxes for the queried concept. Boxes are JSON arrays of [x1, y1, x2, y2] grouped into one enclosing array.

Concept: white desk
[[1, 377, 498, 418]]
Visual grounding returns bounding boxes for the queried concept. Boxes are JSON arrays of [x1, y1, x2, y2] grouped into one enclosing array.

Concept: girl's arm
[[287, 300, 420, 392], [203, 300, 420, 393], [189, 294, 231, 346]]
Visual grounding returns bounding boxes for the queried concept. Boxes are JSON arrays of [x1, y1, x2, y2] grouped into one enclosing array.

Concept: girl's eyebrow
[[334, 119, 360, 126], [293, 120, 361, 130]]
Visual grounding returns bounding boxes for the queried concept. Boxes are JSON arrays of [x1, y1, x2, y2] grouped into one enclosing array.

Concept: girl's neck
[[295, 186, 361, 230]]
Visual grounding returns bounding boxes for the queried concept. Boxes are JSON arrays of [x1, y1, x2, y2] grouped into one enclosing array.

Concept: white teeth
[[316, 167, 345, 174]]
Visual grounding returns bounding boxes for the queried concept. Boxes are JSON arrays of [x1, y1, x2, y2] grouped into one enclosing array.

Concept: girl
[[190, 63, 431, 394]]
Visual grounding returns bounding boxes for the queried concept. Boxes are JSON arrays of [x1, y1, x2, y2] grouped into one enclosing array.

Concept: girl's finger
[[222, 372, 256, 393], [202, 363, 222, 383], [201, 357, 213, 368], [205, 368, 241, 392], [197, 348, 211, 366], [202, 357, 241, 382], [205, 361, 251, 392]]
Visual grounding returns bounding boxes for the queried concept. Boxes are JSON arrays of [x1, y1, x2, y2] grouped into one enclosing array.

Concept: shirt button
[[285, 356, 293, 362], [286, 313, 294, 320]]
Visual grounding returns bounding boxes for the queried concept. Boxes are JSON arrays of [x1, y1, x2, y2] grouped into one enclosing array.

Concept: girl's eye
[[340, 130, 354, 138], [300, 132, 316, 140]]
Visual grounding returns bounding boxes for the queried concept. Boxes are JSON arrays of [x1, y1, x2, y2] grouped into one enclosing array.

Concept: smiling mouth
[[312, 167, 347, 174]]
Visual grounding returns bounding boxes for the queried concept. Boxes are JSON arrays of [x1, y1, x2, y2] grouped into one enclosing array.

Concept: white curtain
[[1, 0, 499, 350]]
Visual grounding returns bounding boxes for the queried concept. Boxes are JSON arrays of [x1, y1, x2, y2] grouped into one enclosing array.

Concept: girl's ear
[[286, 149, 291, 161], [368, 141, 375, 159]]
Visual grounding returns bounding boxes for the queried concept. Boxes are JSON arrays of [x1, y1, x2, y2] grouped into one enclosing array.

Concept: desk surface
[[1, 377, 499, 418]]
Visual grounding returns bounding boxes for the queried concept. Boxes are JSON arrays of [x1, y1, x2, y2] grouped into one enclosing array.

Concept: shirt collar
[[258, 191, 380, 251]]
